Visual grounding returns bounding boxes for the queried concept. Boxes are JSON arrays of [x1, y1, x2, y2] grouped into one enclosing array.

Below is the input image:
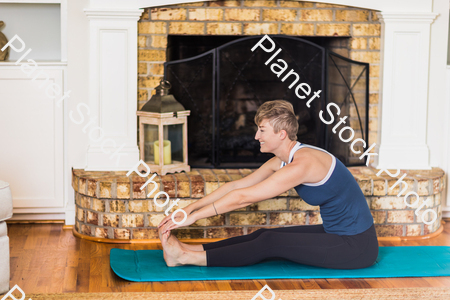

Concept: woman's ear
[[279, 130, 288, 140]]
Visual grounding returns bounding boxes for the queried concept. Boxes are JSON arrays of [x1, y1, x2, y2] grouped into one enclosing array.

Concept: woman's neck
[[277, 140, 298, 164]]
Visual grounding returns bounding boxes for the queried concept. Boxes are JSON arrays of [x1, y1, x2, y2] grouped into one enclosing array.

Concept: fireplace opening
[[163, 35, 369, 168]]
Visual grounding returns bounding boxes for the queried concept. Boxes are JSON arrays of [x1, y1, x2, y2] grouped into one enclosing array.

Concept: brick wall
[[72, 167, 444, 241], [137, 0, 381, 164]]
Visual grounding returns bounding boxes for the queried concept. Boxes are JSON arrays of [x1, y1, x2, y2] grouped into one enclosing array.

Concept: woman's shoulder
[[295, 145, 331, 159], [270, 155, 283, 171], [291, 146, 333, 170]]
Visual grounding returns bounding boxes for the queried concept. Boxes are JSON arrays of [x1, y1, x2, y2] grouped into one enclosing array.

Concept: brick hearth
[[72, 167, 444, 241]]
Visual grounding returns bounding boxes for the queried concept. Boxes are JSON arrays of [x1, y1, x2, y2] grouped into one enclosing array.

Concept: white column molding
[[83, 8, 143, 171], [375, 12, 438, 170]]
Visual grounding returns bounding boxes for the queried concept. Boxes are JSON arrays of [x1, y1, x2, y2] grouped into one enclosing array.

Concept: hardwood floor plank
[[66, 250, 79, 268], [8, 224, 32, 236], [265, 279, 296, 290], [151, 281, 180, 292], [251, 279, 267, 290], [314, 278, 347, 289], [50, 265, 66, 293], [75, 262, 90, 293], [215, 280, 233, 291], [23, 227, 40, 250], [9, 235, 26, 253], [202, 280, 220, 291], [58, 228, 78, 251], [178, 280, 206, 291], [286, 279, 304, 289], [9, 256, 18, 273], [35, 276, 53, 294], [101, 244, 114, 289], [22, 267, 41, 294], [88, 275, 102, 293], [89, 256, 103, 277], [229, 279, 256, 290], [422, 277, 450, 288], [338, 278, 373, 289], [63, 267, 78, 292]]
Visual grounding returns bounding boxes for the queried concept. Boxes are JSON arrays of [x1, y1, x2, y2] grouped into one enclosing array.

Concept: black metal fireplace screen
[[164, 35, 369, 168]]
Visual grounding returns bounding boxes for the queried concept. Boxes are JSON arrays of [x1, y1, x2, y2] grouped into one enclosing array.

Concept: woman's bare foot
[[176, 239, 204, 252], [161, 231, 186, 267], [158, 227, 203, 252]]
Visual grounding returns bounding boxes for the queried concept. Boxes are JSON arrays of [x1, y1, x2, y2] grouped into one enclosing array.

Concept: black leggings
[[203, 223, 379, 269]]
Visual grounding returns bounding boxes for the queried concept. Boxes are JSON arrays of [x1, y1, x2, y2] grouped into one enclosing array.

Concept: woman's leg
[[203, 224, 326, 251], [160, 227, 326, 266], [172, 224, 326, 252], [206, 223, 378, 269], [162, 223, 378, 269]]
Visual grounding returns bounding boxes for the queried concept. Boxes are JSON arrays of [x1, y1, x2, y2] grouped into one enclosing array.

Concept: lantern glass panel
[[164, 124, 184, 164], [143, 124, 158, 163]]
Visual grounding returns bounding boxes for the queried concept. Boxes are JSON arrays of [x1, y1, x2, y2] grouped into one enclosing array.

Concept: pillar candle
[[154, 140, 172, 165]]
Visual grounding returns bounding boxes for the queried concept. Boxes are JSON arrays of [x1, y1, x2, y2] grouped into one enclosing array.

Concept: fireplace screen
[[164, 35, 369, 168]]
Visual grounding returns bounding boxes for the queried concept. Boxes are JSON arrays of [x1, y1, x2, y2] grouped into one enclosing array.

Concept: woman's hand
[[158, 206, 192, 230], [159, 213, 196, 235]]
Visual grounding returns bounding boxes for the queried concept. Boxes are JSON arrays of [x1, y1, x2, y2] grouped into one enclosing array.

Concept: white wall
[[0, 3, 61, 61]]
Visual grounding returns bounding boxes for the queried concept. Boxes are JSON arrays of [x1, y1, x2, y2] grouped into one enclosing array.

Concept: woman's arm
[[158, 156, 279, 227], [186, 156, 279, 213], [182, 181, 235, 215], [160, 158, 310, 233], [157, 181, 234, 227]]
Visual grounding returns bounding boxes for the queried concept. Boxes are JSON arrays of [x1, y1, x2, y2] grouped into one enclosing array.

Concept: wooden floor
[[7, 221, 450, 294]]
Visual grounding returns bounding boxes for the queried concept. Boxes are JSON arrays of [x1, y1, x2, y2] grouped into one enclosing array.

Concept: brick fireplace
[[74, 1, 443, 241]]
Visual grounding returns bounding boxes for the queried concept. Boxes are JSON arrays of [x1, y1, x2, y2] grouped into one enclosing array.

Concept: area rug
[[20, 288, 450, 300], [110, 246, 450, 282]]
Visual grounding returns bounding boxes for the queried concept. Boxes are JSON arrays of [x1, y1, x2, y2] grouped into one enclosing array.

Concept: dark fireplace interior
[[164, 35, 369, 168]]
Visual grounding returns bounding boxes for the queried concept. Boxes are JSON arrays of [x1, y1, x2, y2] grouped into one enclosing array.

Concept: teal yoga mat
[[110, 246, 450, 282]]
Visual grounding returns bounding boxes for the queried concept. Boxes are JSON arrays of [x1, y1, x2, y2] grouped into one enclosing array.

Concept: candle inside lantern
[[154, 140, 172, 164]]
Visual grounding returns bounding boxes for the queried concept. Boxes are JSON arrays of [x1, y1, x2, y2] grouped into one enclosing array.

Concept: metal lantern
[[137, 80, 190, 175]]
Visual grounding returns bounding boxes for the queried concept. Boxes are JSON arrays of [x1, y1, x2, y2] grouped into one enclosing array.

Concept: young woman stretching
[[158, 100, 379, 269]]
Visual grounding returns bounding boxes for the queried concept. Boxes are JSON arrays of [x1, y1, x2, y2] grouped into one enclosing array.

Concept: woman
[[158, 100, 379, 269]]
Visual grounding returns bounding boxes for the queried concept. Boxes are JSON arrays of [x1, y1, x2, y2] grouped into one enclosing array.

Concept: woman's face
[[255, 119, 281, 153]]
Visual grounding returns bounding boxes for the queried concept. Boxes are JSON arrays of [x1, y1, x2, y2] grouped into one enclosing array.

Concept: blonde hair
[[254, 100, 298, 141]]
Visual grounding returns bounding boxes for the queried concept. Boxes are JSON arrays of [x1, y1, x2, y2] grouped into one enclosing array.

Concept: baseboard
[[8, 213, 65, 221], [6, 219, 65, 224], [443, 211, 450, 219]]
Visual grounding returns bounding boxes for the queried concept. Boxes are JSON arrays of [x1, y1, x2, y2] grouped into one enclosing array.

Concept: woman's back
[[281, 142, 374, 236]]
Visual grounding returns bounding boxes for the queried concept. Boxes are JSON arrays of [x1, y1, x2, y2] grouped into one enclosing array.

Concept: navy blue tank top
[[280, 142, 374, 236]]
